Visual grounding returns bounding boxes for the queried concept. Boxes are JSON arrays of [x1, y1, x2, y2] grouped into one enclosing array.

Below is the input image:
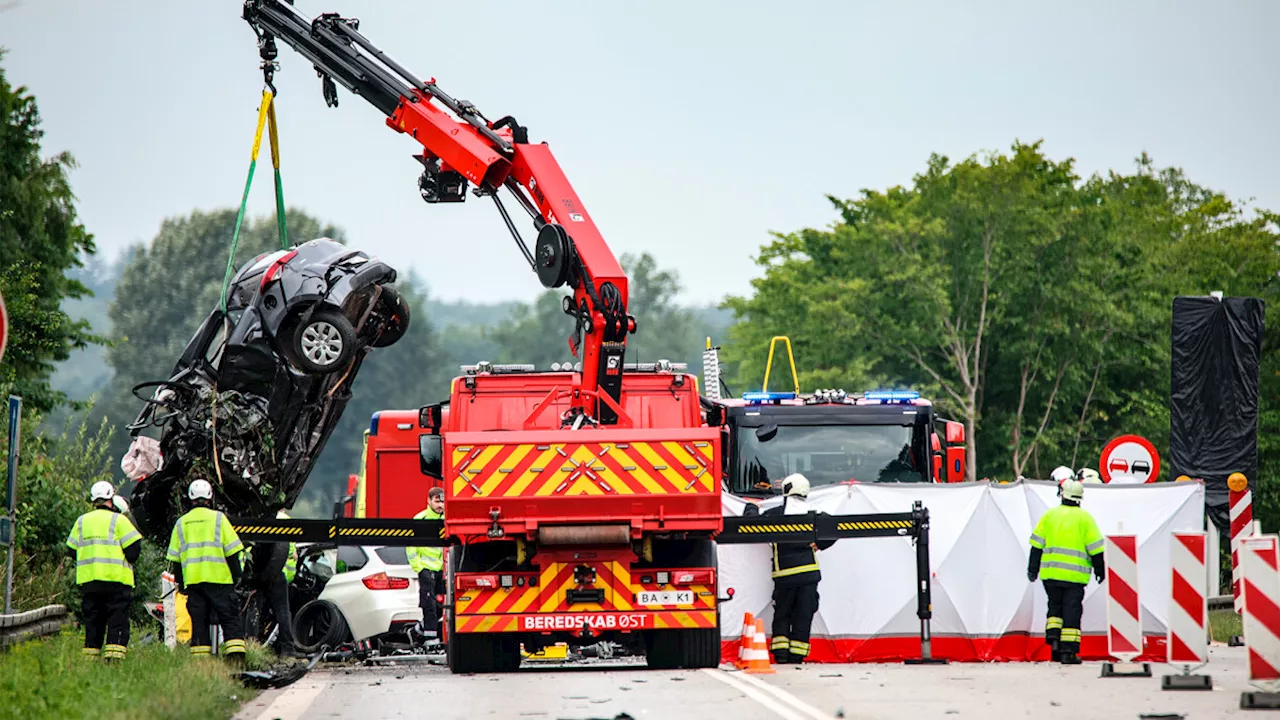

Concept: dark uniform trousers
[[1043, 579, 1085, 654], [265, 574, 296, 652], [418, 569, 441, 633], [81, 580, 132, 654], [187, 583, 245, 653], [771, 581, 819, 663]]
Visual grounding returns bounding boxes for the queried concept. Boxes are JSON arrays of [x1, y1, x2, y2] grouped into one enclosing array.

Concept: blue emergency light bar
[[863, 389, 921, 403], [743, 391, 797, 405]]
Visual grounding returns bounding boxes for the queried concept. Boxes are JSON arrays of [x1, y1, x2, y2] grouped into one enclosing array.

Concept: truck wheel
[[680, 628, 722, 668], [448, 629, 521, 674], [643, 630, 681, 669], [291, 308, 356, 374]]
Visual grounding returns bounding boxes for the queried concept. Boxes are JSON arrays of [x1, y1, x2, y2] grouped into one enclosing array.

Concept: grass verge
[[1209, 608, 1242, 643], [0, 628, 259, 720]]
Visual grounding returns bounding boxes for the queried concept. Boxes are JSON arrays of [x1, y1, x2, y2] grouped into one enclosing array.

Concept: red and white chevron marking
[[1168, 531, 1208, 665], [1232, 487, 1255, 613], [1105, 534, 1142, 661], [1242, 534, 1280, 686]]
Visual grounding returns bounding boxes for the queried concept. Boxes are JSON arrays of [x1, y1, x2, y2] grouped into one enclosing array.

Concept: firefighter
[[1050, 466, 1074, 496], [1027, 478, 1105, 664], [249, 510, 300, 657], [1076, 467, 1102, 485], [166, 478, 247, 663], [763, 474, 835, 664], [407, 486, 445, 640], [65, 481, 143, 663]]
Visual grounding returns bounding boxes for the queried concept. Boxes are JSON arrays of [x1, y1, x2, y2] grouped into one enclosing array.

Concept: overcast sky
[[3, 1, 1277, 306]]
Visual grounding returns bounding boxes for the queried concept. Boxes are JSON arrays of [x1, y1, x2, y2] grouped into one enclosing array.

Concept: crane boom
[[243, 0, 633, 423]]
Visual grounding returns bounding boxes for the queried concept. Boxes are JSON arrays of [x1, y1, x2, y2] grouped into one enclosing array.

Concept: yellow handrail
[[762, 336, 800, 395]]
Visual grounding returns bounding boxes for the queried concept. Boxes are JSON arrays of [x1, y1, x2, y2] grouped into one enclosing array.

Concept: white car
[[291, 544, 423, 653]]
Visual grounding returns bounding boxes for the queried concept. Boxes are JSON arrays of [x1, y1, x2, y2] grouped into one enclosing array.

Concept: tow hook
[[487, 508, 505, 538], [716, 587, 736, 604]]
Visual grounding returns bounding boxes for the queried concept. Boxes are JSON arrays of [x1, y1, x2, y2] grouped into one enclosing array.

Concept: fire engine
[[235, 0, 944, 673], [702, 337, 968, 497]]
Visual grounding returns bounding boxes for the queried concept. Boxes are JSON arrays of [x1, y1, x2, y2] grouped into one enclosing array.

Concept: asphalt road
[[236, 645, 1263, 720]]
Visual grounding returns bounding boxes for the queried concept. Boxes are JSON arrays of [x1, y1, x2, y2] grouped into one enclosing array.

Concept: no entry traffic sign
[[1100, 434, 1161, 484]]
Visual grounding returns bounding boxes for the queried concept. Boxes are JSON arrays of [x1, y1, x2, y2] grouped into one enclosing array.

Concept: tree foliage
[[0, 51, 99, 412], [726, 142, 1280, 484]]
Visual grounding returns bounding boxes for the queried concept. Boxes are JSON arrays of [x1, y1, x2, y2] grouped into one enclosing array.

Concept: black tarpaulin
[[1170, 296, 1265, 528]]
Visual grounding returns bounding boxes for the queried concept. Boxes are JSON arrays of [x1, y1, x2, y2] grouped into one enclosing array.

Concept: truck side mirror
[[420, 435, 443, 477], [419, 403, 442, 432], [755, 424, 778, 443], [945, 420, 965, 445], [945, 446, 965, 483]]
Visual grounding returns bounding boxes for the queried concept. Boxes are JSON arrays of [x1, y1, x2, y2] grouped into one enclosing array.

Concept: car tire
[[293, 599, 350, 654], [370, 287, 411, 348], [291, 309, 356, 374]]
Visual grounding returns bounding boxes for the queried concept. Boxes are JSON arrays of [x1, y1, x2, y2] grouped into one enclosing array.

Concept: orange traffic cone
[[744, 618, 776, 674], [734, 612, 755, 669]]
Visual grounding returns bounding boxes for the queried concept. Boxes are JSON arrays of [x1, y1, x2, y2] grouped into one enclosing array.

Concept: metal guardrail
[[0, 604, 70, 650], [1208, 594, 1235, 611]]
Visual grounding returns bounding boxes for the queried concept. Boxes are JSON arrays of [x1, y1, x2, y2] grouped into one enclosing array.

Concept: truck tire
[[643, 630, 682, 670], [680, 628, 722, 668], [448, 628, 522, 674]]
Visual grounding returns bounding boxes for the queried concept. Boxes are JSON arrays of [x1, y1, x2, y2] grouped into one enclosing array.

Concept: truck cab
[[717, 389, 966, 497]]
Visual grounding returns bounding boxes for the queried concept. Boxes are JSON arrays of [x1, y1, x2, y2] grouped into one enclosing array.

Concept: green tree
[[0, 51, 100, 412]]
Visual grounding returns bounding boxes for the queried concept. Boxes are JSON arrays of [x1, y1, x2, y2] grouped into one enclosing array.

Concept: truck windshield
[[733, 424, 923, 493]]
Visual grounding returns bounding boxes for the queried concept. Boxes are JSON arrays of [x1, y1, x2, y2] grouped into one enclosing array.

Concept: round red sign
[[1099, 434, 1161, 484]]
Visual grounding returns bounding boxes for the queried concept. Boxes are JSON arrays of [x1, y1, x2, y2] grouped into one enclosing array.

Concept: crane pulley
[[242, 0, 635, 424]]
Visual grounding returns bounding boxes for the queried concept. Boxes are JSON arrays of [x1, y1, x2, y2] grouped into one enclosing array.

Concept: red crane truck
[[237, 0, 944, 673]]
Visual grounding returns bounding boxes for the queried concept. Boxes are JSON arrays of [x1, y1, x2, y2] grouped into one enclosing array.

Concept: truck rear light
[[259, 250, 298, 290], [457, 574, 499, 590], [362, 572, 411, 591], [656, 571, 670, 585], [500, 574, 514, 588], [672, 570, 714, 586]]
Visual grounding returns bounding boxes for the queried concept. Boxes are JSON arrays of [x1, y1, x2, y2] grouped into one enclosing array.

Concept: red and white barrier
[[1106, 535, 1142, 661], [1168, 532, 1208, 666], [1242, 534, 1280, 688], [1231, 474, 1254, 613]]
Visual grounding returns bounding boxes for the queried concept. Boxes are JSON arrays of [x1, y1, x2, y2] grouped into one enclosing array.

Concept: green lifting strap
[[219, 89, 290, 313]]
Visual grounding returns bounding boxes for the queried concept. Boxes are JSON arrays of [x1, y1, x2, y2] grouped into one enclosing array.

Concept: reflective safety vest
[[65, 509, 141, 587], [284, 542, 298, 583], [763, 499, 821, 584], [1029, 504, 1104, 584], [166, 506, 244, 585], [407, 507, 444, 573]]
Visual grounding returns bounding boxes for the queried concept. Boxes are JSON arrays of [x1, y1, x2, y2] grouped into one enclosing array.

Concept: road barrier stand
[[1229, 472, 1253, 646], [1101, 534, 1151, 677], [1240, 534, 1280, 709], [1163, 531, 1212, 690]]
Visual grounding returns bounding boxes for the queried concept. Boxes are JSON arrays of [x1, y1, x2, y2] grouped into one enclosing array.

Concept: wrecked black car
[[124, 238, 409, 544]]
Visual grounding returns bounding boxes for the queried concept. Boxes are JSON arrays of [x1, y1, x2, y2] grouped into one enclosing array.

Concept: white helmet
[[782, 473, 810, 498], [1061, 479, 1085, 502], [90, 481, 115, 502], [1077, 468, 1102, 485], [1050, 466, 1074, 484], [188, 479, 214, 501], [112, 496, 131, 514]]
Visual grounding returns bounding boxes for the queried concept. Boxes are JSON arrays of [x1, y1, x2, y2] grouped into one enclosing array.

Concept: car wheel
[[293, 599, 350, 654], [291, 309, 356, 374], [370, 287, 411, 348]]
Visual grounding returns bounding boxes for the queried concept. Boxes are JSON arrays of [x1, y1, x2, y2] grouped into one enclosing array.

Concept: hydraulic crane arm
[[243, 0, 634, 424]]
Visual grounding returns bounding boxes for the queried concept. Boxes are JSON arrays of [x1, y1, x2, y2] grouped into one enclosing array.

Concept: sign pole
[[4, 395, 21, 614]]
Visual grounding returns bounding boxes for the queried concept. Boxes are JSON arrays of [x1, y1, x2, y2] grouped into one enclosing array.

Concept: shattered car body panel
[[126, 238, 408, 545]]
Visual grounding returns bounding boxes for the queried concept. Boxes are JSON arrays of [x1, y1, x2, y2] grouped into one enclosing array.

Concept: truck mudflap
[[454, 609, 717, 634]]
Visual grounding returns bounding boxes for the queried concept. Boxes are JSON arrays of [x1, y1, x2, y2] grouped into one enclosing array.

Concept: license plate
[[636, 590, 693, 606]]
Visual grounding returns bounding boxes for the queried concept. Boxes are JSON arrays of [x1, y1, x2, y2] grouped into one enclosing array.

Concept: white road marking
[[254, 679, 327, 720], [702, 668, 830, 720], [725, 669, 835, 720]]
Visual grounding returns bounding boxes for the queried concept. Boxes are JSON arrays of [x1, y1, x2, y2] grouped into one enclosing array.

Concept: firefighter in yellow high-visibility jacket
[[406, 487, 445, 640], [65, 481, 142, 663], [167, 478, 247, 663], [1028, 479, 1106, 664]]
